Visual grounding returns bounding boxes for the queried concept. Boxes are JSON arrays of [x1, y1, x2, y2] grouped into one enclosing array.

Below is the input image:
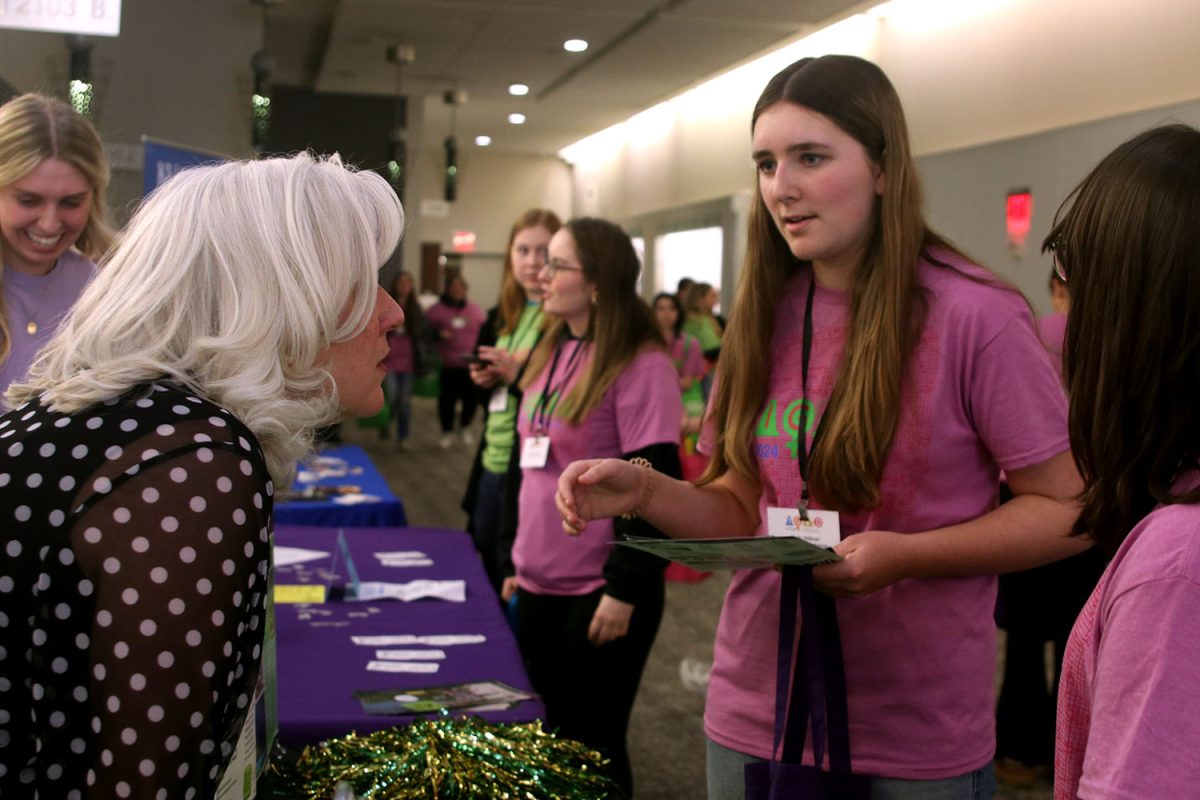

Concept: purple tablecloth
[[273, 525, 542, 745], [275, 445, 407, 527]]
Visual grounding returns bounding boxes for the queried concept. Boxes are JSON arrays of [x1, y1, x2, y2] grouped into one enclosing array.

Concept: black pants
[[515, 582, 665, 798], [996, 547, 1107, 765], [437, 367, 477, 433], [470, 468, 506, 596]]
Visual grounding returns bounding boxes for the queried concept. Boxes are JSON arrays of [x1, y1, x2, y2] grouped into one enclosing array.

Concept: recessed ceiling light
[[508, 113, 526, 125], [475, 135, 492, 146], [563, 39, 588, 53], [508, 83, 529, 96]]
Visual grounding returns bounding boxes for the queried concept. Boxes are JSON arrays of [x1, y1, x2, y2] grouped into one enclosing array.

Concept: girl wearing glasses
[[1050, 124, 1200, 799], [556, 55, 1085, 799], [503, 217, 682, 797], [463, 208, 562, 594]]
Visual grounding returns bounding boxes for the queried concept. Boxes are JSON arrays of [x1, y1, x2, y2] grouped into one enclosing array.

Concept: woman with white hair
[[0, 152, 404, 798]]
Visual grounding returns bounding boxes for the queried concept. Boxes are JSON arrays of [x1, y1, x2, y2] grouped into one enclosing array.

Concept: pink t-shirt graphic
[[701, 250, 1069, 779]]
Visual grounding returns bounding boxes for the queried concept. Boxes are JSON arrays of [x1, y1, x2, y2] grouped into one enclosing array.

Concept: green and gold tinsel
[[266, 716, 616, 799]]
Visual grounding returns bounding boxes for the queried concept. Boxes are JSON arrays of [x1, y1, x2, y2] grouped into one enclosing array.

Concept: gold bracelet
[[620, 457, 655, 520]]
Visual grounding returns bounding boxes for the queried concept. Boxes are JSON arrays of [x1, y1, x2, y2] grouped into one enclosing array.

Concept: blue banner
[[141, 138, 227, 196]]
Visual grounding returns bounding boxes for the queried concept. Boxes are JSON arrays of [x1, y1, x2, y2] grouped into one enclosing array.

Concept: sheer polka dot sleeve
[[61, 441, 270, 798]]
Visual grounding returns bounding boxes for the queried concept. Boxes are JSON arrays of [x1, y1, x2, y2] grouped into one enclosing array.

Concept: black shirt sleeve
[[602, 441, 682, 605]]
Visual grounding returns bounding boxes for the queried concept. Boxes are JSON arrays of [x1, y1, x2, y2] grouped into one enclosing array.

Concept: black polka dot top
[[0, 382, 274, 799]]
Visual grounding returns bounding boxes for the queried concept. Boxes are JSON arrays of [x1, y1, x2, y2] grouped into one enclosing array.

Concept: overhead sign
[[0, 0, 122, 37], [451, 230, 477, 253]]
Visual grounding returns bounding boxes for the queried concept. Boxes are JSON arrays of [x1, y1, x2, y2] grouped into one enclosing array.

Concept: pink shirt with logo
[[1055, 475, 1200, 799], [701, 251, 1069, 779], [426, 300, 484, 367], [514, 340, 682, 596]]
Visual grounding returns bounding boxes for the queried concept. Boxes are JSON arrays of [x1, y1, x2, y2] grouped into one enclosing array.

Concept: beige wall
[[0, 0, 260, 221], [565, 0, 1200, 221], [402, 142, 571, 309]]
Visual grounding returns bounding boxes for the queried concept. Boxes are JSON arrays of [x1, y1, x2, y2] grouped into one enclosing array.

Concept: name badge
[[520, 435, 550, 469], [488, 386, 509, 413], [766, 506, 841, 548], [451, 316, 467, 329]]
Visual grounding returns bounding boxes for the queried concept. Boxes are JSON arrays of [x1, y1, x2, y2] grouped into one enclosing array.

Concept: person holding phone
[[462, 209, 561, 593], [427, 273, 485, 448]]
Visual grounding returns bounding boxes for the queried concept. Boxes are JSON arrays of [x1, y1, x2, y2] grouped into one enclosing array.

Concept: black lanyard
[[796, 277, 829, 519], [531, 335, 588, 434]]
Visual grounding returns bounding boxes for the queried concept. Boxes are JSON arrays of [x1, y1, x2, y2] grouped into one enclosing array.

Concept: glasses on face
[[1048, 238, 1067, 283], [542, 259, 583, 279]]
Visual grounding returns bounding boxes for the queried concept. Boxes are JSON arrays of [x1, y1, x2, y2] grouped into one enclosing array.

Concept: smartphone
[[466, 354, 493, 367]]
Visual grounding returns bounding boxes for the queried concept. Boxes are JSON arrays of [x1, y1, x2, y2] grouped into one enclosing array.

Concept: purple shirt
[[1, 250, 97, 401], [1037, 312, 1067, 384], [1055, 474, 1200, 799], [383, 328, 414, 374], [700, 251, 1069, 778], [426, 300, 484, 367], [514, 341, 681, 596]]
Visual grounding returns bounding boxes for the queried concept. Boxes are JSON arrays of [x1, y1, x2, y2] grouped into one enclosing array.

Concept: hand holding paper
[[813, 529, 911, 598]]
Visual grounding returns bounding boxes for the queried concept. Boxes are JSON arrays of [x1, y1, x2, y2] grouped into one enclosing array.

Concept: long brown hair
[[390, 270, 425, 333], [498, 208, 561, 335], [702, 55, 967, 512], [520, 217, 664, 423], [1045, 124, 1200, 554]]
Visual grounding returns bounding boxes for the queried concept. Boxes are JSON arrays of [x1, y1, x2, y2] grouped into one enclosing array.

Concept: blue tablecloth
[[272, 525, 542, 744], [274, 444, 406, 527]]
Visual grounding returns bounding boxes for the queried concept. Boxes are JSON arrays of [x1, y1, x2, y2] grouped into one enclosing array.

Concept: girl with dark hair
[[463, 208, 561, 592], [653, 290, 706, 439], [505, 217, 682, 796], [1048, 124, 1200, 798], [556, 55, 1085, 799], [382, 270, 428, 448]]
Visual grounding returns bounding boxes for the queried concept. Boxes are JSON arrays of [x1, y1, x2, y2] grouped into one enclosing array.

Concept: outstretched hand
[[555, 458, 644, 535]]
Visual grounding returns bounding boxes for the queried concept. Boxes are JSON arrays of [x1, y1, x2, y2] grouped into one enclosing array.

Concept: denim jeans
[[706, 738, 996, 800], [384, 371, 413, 439]]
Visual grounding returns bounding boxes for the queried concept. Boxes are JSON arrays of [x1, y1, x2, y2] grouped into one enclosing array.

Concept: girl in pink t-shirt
[[506, 217, 682, 797], [557, 56, 1086, 799], [1048, 125, 1200, 799], [653, 291, 707, 438]]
